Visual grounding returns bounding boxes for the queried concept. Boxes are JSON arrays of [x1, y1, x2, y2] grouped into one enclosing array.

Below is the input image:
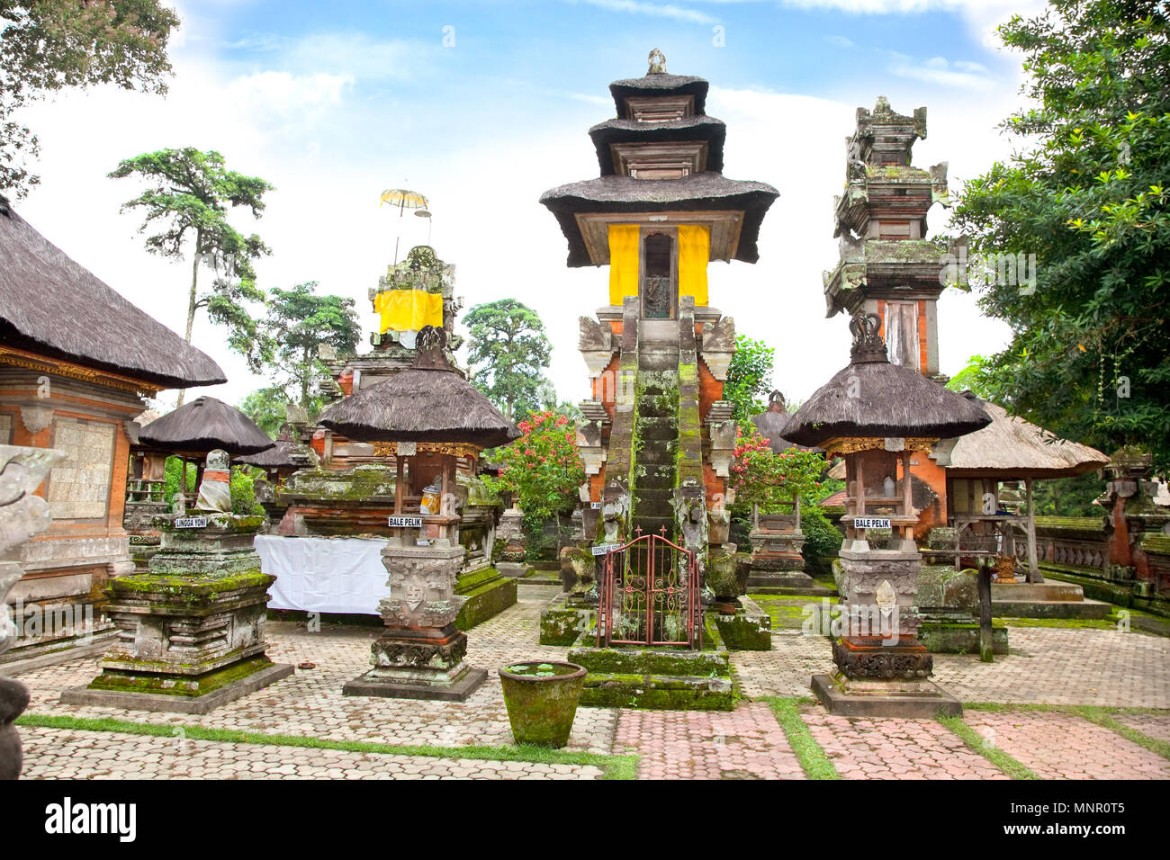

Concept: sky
[[13, 0, 1048, 414]]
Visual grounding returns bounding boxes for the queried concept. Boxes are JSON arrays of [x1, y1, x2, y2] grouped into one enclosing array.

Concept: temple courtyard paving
[[14, 588, 1170, 780]]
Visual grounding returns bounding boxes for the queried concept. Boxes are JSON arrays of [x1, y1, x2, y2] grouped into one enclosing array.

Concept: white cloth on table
[[256, 535, 390, 615]]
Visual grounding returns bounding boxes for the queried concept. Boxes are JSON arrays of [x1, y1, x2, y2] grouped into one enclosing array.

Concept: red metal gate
[[597, 527, 701, 648]]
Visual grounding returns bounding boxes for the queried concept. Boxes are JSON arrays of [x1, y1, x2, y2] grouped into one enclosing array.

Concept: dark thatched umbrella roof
[[236, 439, 305, 469], [940, 397, 1109, 479], [138, 397, 275, 459], [318, 328, 520, 449], [589, 116, 727, 175], [0, 200, 226, 389], [540, 173, 778, 266], [784, 314, 991, 448], [751, 410, 799, 454], [609, 73, 709, 116]]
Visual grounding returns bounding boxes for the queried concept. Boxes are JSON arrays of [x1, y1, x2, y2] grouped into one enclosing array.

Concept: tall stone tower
[[540, 50, 778, 552], [825, 97, 949, 378], [824, 97, 953, 533]]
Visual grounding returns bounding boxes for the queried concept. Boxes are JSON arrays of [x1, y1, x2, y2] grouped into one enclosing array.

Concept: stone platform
[[992, 581, 1111, 619]]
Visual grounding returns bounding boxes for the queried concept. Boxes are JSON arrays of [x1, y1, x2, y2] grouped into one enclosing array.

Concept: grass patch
[[1001, 617, 1119, 631], [17, 713, 638, 780], [762, 696, 840, 780], [936, 715, 1038, 780], [1070, 707, 1170, 762]]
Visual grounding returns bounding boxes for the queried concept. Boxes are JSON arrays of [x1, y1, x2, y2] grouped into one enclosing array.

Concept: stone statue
[[0, 445, 67, 780], [195, 449, 232, 513]]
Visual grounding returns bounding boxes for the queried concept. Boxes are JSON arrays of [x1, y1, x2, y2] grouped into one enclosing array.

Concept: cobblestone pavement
[[614, 702, 805, 780], [15, 590, 1170, 780], [19, 590, 617, 755], [963, 711, 1170, 780], [732, 626, 1170, 708], [19, 727, 603, 780], [802, 707, 1009, 779], [1112, 712, 1170, 745]]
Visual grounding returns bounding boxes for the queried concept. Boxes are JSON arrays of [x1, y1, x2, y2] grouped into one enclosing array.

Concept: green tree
[[0, 0, 179, 196], [485, 410, 584, 553], [949, 0, 1170, 470], [946, 354, 999, 400], [724, 334, 775, 425], [260, 282, 360, 410], [464, 299, 552, 421], [110, 147, 274, 403], [239, 387, 288, 439]]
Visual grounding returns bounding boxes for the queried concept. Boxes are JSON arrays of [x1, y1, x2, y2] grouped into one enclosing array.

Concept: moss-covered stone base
[[86, 656, 278, 698], [919, 621, 1009, 655], [453, 567, 517, 631], [539, 594, 592, 646], [714, 605, 772, 651], [568, 646, 734, 711]]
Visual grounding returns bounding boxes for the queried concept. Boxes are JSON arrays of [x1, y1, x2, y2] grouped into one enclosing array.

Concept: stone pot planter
[[498, 661, 587, 748]]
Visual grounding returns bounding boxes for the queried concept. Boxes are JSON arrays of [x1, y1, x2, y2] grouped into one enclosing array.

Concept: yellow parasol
[[380, 188, 432, 262]]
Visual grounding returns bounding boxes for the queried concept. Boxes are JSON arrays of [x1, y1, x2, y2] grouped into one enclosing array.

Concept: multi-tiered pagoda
[[541, 50, 778, 554]]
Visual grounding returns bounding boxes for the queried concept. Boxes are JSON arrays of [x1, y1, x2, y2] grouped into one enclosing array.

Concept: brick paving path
[[614, 702, 805, 780], [732, 626, 1170, 708], [963, 711, 1170, 780], [20, 727, 602, 780], [1112, 712, 1170, 745], [801, 708, 1008, 780], [13, 590, 1170, 780]]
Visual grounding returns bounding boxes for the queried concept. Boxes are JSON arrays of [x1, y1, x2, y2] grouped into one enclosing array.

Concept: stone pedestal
[[62, 515, 293, 714], [811, 540, 961, 717], [344, 539, 486, 701], [496, 504, 527, 562], [747, 523, 821, 592]]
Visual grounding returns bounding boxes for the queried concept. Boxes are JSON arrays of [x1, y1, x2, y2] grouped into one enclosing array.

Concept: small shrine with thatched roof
[[63, 443, 293, 714], [785, 312, 990, 717], [0, 198, 225, 665], [318, 326, 519, 702]]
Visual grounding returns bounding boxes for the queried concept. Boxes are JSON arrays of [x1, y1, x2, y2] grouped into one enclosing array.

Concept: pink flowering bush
[[488, 410, 585, 550]]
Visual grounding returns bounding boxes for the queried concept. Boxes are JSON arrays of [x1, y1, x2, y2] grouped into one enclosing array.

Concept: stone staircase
[[632, 321, 679, 540]]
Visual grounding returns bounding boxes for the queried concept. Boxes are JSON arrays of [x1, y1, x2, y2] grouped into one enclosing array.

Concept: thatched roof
[[939, 397, 1109, 478], [318, 327, 519, 448], [589, 116, 726, 175], [236, 439, 302, 469], [785, 361, 990, 447], [751, 409, 804, 454], [138, 397, 275, 458], [784, 314, 990, 447], [0, 200, 226, 389], [609, 73, 709, 115], [540, 173, 778, 266]]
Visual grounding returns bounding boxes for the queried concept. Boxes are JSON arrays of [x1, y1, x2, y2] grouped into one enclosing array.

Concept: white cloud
[[226, 71, 353, 117], [573, 0, 719, 25], [825, 35, 855, 48], [10, 9, 1021, 411], [888, 52, 994, 90]]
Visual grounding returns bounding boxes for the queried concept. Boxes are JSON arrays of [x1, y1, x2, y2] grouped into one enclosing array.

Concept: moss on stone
[[88, 657, 275, 698], [568, 646, 729, 677], [454, 575, 517, 631]]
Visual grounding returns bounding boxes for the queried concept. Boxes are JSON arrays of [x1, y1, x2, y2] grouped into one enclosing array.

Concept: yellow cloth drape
[[677, 224, 710, 307], [374, 289, 444, 333], [608, 224, 641, 305]]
